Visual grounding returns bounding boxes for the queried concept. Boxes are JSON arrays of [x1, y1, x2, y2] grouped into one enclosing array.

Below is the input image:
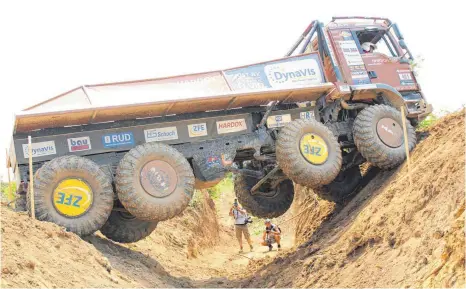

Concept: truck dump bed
[[15, 53, 333, 133]]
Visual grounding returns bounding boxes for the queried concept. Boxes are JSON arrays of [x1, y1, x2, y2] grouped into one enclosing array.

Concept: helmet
[[361, 42, 376, 52], [264, 219, 271, 224]]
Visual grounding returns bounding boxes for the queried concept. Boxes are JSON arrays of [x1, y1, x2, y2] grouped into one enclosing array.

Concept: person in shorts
[[229, 199, 253, 253]]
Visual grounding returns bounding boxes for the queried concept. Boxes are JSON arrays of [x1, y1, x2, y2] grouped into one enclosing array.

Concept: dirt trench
[[1, 109, 465, 288]]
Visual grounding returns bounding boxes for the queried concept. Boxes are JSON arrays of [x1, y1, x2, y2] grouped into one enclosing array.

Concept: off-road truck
[[8, 16, 432, 243]]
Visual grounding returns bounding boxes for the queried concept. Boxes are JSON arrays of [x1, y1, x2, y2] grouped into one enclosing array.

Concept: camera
[[244, 216, 253, 224]]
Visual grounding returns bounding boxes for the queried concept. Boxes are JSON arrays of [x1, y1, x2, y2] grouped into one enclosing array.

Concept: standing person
[[229, 199, 253, 253], [261, 219, 281, 251]]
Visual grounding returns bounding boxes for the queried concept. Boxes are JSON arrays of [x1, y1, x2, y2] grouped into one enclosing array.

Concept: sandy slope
[[238, 109, 465, 288]]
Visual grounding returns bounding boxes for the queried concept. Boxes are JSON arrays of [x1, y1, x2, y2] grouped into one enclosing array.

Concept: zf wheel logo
[[302, 145, 322, 156], [53, 179, 93, 217], [55, 192, 82, 207]]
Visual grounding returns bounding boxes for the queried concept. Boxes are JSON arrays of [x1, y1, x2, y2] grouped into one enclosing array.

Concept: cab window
[[355, 29, 398, 57]]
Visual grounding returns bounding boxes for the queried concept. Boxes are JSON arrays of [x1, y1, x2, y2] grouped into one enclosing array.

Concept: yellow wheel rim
[[299, 133, 329, 165], [53, 179, 93, 217]]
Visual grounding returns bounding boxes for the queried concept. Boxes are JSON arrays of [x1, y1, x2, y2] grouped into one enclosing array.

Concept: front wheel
[[276, 119, 342, 188], [234, 173, 294, 218], [353, 105, 416, 169]]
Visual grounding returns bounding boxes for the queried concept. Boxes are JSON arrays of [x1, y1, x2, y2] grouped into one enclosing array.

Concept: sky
[[0, 0, 463, 180]]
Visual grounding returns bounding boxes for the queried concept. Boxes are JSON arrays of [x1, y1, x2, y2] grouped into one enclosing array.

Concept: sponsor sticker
[[188, 123, 208, 137], [216, 119, 247, 134], [144, 126, 178, 142], [67, 136, 91, 152], [339, 40, 365, 66], [102, 132, 134, 148], [264, 59, 322, 88], [266, 114, 292, 128], [300, 111, 315, 120], [22, 140, 57, 158]]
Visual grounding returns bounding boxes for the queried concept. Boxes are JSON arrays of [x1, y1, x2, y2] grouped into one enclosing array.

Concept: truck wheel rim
[[299, 133, 329, 165], [53, 178, 93, 217], [140, 160, 178, 198], [376, 118, 403, 148]]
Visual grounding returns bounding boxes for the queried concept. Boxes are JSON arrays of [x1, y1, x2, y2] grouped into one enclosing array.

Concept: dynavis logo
[[271, 68, 316, 83], [265, 58, 322, 88], [22, 141, 57, 158]]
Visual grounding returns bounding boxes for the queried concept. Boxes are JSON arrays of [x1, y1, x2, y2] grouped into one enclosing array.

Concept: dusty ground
[[238, 109, 465, 288], [1, 109, 465, 288]]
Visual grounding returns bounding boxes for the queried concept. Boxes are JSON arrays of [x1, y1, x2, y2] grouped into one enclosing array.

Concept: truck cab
[[289, 16, 432, 122]]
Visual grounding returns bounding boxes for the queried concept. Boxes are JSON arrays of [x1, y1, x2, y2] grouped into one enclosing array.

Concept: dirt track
[[1, 110, 465, 288]]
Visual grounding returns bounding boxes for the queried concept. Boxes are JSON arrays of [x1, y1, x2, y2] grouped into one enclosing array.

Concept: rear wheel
[[317, 166, 362, 203], [234, 172, 294, 218], [353, 105, 416, 169], [100, 210, 158, 243], [276, 119, 342, 188], [116, 142, 195, 222], [28, 156, 114, 236]]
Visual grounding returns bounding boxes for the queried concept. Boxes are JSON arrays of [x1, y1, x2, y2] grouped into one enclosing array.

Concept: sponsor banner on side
[[224, 54, 324, 91], [188, 123, 208, 137], [266, 114, 292, 128], [102, 132, 134, 148], [144, 126, 178, 142], [67, 136, 91, 152], [22, 141, 57, 158], [216, 119, 247, 134]]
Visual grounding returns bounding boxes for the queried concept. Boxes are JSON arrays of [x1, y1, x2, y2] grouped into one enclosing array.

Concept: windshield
[[355, 29, 400, 57]]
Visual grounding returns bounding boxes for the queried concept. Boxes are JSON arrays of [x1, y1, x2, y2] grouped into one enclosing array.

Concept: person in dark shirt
[[261, 219, 281, 251]]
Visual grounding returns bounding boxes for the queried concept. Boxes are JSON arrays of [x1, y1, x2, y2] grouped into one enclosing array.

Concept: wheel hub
[[299, 133, 329, 165], [376, 118, 403, 148], [140, 160, 178, 197], [53, 178, 93, 217]]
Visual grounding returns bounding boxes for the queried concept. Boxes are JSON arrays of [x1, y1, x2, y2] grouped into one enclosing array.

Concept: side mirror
[[399, 39, 408, 50]]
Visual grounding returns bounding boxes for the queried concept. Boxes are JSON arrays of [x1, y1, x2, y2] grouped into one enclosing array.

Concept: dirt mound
[[0, 205, 137, 288], [238, 109, 465, 288]]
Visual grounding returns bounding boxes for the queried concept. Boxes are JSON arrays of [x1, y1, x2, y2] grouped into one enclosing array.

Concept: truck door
[[355, 29, 418, 91], [328, 28, 373, 85]]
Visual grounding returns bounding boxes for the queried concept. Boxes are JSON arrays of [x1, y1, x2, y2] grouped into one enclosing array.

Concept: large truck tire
[[100, 210, 158, 243], [28, 156, 114, 236], [194, 178, 222, 190], [317, 166, 362, 203], [353, 105, 416, 169], [116, 142, 195, 222], [234, 173, 294, 218], [276, 119, 342, 188]]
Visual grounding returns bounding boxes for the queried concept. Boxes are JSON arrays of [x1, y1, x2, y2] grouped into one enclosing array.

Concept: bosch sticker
[[206, 156, 222, 168], [144, 127, 178, 142], [266, 114, 292, 128]]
